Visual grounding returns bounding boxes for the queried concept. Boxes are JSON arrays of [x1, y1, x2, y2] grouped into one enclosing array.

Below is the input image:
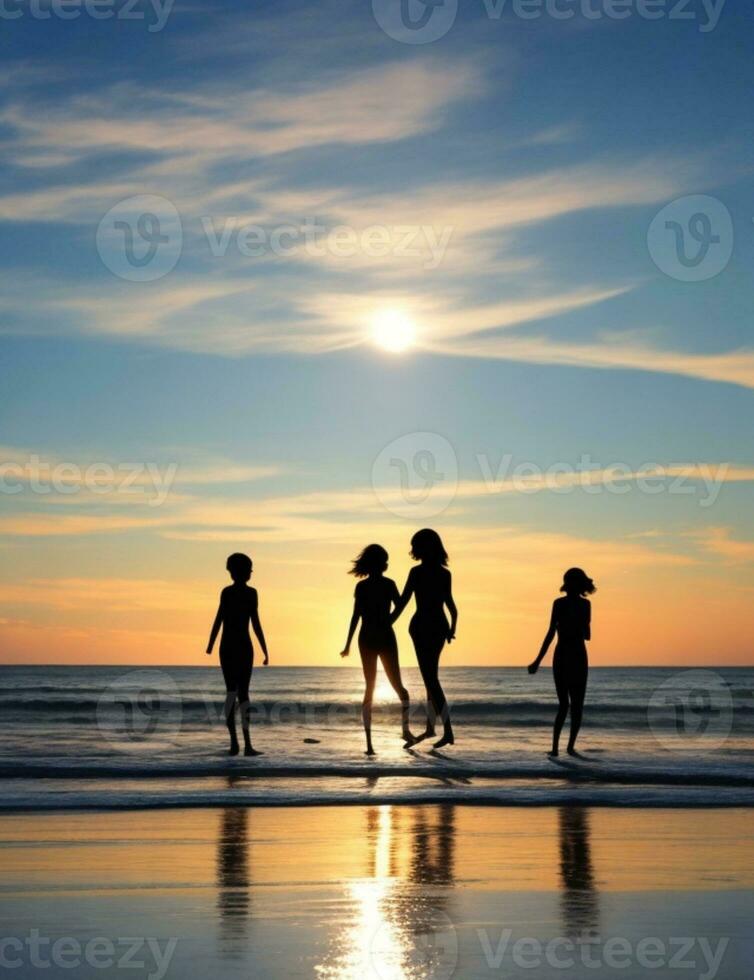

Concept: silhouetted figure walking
[[393, 529, 457, 749], [341, 544, 417, 755], [529, 567, 595, 757], [207, 553, 269, 756]]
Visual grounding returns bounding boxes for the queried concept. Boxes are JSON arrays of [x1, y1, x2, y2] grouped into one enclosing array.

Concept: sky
[[0, 0, 752, 665]]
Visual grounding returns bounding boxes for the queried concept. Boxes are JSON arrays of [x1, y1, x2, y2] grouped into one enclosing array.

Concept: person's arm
[[528, 602, 557, 674], [445, 570, 458, 643], [390, 570, 415, 624], [584, 599, 591, 642], [250, 591, 269, 665], [206, 593, 223, 655], [340, 592, 361, 658]]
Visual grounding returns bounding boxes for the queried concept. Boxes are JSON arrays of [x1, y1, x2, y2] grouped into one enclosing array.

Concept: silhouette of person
[[392, 529, 457, 749], [340, 544, 417, 754], [206, 553, 269, 757], [528, 567, 595, 757], [558, 807, 599, 938]]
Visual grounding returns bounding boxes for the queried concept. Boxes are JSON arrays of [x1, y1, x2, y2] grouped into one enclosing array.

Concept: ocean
[[1, 666, 752, 811]]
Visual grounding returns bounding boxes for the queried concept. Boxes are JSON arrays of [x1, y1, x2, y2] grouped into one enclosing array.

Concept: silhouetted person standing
[[393, 529, 457, 749], [341, 544, 417, 754], [529, 567, 595, 757], [206, 553, 269, 756]]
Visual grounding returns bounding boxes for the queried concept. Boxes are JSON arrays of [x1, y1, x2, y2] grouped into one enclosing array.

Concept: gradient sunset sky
[[1, 0, 752, 665]]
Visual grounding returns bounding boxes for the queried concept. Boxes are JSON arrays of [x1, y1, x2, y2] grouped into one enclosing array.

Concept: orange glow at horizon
[[1, 526, 752, 666]]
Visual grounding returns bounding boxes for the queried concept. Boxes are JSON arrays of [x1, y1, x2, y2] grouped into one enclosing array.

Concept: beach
[[1, 666, 753, 977], [1, 666, 753, 810], [1, 805, 752, 979]]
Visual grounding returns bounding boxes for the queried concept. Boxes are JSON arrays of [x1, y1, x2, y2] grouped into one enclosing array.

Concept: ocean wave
[[1, 756, 752, 786], [2, 695, 752, 714]]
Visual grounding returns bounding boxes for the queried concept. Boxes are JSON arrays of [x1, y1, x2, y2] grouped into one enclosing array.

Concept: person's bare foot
[[365, 747, 376, 757], [229, 737, 240, 756], [402, 731, 419, 748], [547, 750, 559, 758], [567, 747, 585, 759], [244, 745, 262, 757], [413, 728, 436, 743], [433, 733, 455, 749]]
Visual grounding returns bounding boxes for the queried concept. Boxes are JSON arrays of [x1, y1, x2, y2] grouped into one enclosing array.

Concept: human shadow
[[558, 806, 599, 938], [216, 804, 251, 958], [405, 803, 455, 893]]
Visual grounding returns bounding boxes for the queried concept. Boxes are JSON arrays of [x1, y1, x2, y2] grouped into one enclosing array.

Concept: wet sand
[[0, 806, 752, 979]]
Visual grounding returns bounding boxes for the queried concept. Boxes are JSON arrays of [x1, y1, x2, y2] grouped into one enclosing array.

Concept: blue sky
[[0, 0, 752, 663]]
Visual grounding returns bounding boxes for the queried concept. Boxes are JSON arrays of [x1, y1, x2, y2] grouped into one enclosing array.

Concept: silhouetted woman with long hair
[[340, 544, 417, 755], [528, 567, 595, 758], [392, 529, 457, 749]]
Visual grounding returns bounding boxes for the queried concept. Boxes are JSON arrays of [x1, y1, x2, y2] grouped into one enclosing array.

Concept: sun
[[370, 308, 417, 354]]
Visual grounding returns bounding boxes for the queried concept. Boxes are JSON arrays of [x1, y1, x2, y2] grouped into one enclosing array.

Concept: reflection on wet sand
[[216, 804, 251, 958], [212, 801, 600, 970], [317, 804, 457, 980], [558, 806, 599, 938]]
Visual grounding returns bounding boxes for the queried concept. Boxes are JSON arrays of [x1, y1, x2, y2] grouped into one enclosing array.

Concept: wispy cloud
[[2, 458, 753, 540], [0, 48, 746, 393], [0, 444, 281, 486], [687, 527, 754, 564], [0, 60, 480, 216], [432, 334, 754, 390], [1, 577, 209, 612]]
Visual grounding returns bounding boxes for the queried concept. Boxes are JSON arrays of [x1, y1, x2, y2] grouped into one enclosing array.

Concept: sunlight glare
[[370, 308, 417, 354]]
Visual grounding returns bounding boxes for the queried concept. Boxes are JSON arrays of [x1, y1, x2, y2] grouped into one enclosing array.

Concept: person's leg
[[413, 639, 437, 740], [220, 656, 240, 755], [418, 640, 453, 747], [360, 648, 377, 755], [551, 666, 570, 758], [224, 689, 239, 754], [423, 681, 438, 737], [379, 649, 416, 745], [237, 660, 260, 757], [430, 653, 453, 748], [567, 667, 587, 755]]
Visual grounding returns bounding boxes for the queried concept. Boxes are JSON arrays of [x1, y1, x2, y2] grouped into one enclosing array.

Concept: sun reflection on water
[[315, 805, 457, 980]]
